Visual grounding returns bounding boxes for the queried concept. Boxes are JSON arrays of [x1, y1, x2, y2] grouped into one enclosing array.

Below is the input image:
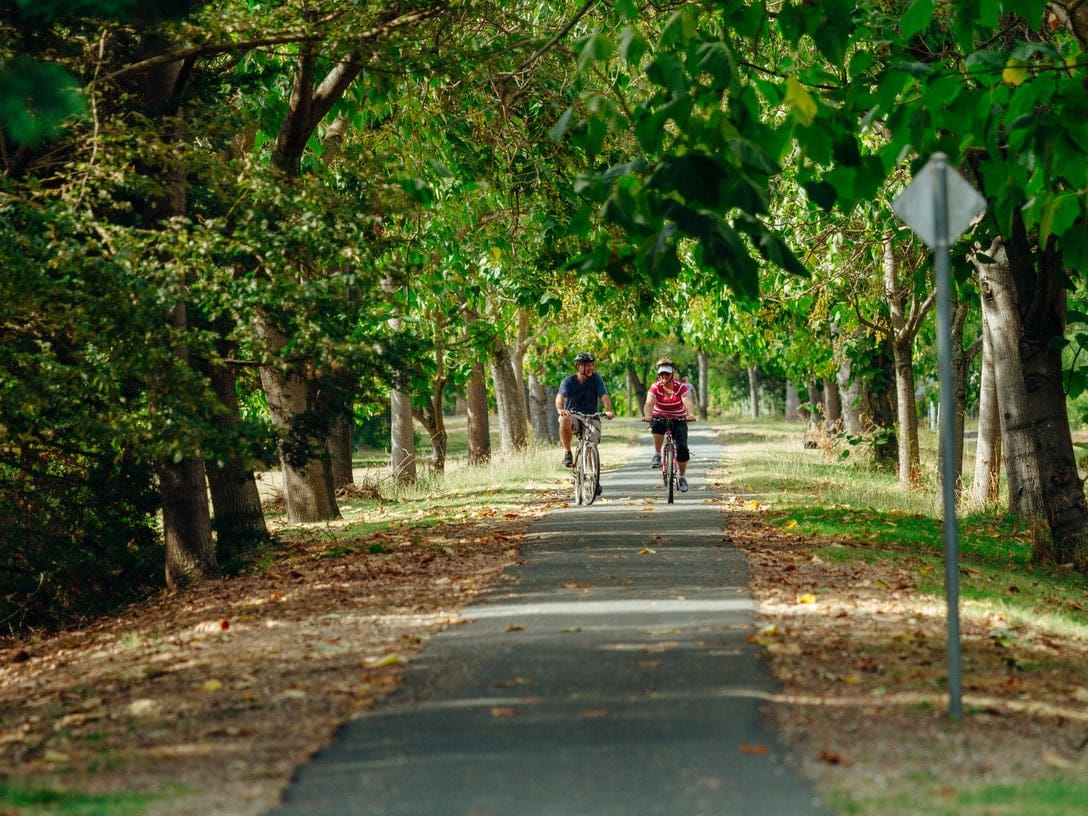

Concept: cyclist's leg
[[560, 415, 575, 465], [675, 421, 691, 475], [649, 417, 665, 467]]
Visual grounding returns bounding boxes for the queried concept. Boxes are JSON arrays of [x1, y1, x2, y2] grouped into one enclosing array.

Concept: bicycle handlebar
[[568, 411, 605, 420]]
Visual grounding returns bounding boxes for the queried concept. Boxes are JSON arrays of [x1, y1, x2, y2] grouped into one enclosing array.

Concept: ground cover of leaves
[[3, 484, 1088, 815]]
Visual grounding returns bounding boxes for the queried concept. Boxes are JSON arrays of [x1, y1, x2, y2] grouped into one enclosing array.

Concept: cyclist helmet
[[574, 351, 595, 365], [656, 356, 675, 374]]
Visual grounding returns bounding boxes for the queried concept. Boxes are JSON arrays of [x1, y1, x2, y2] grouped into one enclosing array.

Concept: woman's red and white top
[[649, 379, 690, 419]]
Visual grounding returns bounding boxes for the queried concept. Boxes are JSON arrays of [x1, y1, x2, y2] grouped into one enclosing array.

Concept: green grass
[[0, 782, 151, 815], [833, 778, 1088, 816]]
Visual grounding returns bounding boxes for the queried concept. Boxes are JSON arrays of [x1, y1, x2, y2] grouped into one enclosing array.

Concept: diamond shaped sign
[[891, 155, 986, 249]]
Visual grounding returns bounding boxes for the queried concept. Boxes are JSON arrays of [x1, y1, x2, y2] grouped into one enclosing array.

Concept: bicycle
[[568, 410, 603, 506], [645, 417, 688, 504]]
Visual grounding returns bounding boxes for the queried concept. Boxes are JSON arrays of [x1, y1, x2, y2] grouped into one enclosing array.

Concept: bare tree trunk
[[203, 358, 269, 561], [528, 373, 550, 443], [697, 350, 709, 419], [628, 366, 648, 418], [328, 411, 354, 490], [823, 376, 842, 431], [805, 380, 821, 426], [785, 380, 802, 422], [979, 239, 1045, 518], [466, 361, 491, 465], [748, 365, 760, 418], [390, 390, 417, 484], [490, 337, 528, 452], [256, 317, 340, 522], [884, 236, 927, 488], [970, 316, 1002, 507], [836, 361, 863, 435]]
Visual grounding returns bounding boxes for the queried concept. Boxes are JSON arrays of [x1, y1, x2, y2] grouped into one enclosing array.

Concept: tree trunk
[[466, 361, 491, 465], [158, 456, 218, 590], [628, 366, 648, 418], [946, 300, 972, 497], [884, 236, 924, 488], [1003, 225, 1088, 566], [805, 380, 821, 426], [785, 380, 802, 422], [748, 365, 760, 418], [490, 337, 528, 452], [823, 376, 842, 431], [836, 361, 863, 435], [528, 373, 550, 443], [328, 410, 355, 490], [256, 317, 340, 522], [135, 44, 219, 586], [203, 358, 269, 561], [696, 350, 709, 419], [979, 239, 1045, 519], [391, 390, 417, 484], [970, 316, 1002, 507]]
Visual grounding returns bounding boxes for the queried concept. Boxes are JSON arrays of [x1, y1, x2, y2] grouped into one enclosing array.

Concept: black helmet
[[574, 351, 595, 364]]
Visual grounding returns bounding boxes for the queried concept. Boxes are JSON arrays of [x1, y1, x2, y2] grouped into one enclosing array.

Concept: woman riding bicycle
[[556, 351, 614, 468], [643, 357, 696, 492]]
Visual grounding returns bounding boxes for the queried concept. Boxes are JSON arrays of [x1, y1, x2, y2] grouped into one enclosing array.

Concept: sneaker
[[562, 451, 573, 468], [678, 476, 688, 492], [595, 483, 602, 496], [651, 453, 661, 468]]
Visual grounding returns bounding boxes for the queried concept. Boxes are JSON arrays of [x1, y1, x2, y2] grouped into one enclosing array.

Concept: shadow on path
[[268, 426, 829, 816]]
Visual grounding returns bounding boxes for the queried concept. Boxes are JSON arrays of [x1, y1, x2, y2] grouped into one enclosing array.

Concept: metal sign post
[[891, 153, 985, 721]]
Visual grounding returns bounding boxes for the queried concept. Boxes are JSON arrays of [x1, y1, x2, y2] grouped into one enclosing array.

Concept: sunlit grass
[[0, 782, 151, 815]]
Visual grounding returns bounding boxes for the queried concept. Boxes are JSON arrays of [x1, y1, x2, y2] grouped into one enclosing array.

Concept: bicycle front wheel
[[572, 444, 584, 505], [583, 444, 600, 506], [664, 444, 676, 504]]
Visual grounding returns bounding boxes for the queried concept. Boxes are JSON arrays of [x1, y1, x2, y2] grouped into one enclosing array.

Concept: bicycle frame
[[568, 411, 602, 506], [660, 422, 679, 504]]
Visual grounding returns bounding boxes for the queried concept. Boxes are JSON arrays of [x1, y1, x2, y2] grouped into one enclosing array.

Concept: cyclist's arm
[[681, 388, 696, 420], [642, 388, 656, 421], [600, 393, 614, 419]]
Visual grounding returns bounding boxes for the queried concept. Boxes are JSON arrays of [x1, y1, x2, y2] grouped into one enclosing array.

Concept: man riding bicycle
[[556, 351, 614, 469], [643, 357, 696, 492]]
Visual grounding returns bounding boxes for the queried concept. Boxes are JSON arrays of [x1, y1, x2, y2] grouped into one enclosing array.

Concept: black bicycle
[[568, 411, 603, 506]]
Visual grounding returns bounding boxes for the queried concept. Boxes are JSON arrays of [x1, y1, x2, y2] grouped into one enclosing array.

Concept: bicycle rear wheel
[[572, 442, 584, 505], [583, 444, 600, 506], [664, 444, 676, 504]]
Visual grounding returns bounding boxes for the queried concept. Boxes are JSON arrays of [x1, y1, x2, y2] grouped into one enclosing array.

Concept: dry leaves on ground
[[3, 489, 1088, 816]]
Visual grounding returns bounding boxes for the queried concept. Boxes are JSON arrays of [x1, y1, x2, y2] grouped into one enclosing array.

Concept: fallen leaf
[[798, 594, 817, 604], [740, 744, 769, 755], [490, 706, 517, 717], [819, 749, 850, 765]]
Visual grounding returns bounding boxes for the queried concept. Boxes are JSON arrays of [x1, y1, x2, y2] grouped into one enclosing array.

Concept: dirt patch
[[2, 485, 1088, 814]]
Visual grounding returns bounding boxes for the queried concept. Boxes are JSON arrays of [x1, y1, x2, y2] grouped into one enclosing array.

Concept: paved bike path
[[269, 427, 830, 816]]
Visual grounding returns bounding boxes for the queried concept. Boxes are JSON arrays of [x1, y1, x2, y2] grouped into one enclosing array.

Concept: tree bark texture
[[528, 373, 551, 443], [1002, 225, 1088, 566], [978, 239, 1045, 519], [158, 455, 218, 590], [697, 350, 709, 420], [203, 358, 269, 560], [390, 390, 417, 484], [466, 361, 491, 465], [256, 317, 340, 522], [884, 236, 925, 488], [970, 315, 1002, 508], [490, 337, 528, 452]]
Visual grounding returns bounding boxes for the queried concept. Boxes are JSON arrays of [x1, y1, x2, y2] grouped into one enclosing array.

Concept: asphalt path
[[269, 426, 830, 816]]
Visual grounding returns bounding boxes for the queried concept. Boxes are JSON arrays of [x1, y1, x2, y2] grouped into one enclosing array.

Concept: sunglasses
[[658, 371, 673, 377]]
